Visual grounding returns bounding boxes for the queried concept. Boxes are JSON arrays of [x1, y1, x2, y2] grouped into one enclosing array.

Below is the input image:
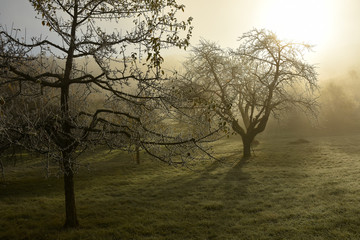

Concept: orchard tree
[[0, 0, 196, 228], [181, 29, 319, 159]]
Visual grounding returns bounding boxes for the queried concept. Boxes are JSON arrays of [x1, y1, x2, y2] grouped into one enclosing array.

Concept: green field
[[1, 134, 360, 240]]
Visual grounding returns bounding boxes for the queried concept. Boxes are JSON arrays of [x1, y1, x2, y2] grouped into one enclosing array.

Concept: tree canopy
[[0, 0, 197, 228], [180, 29, 319, 159]]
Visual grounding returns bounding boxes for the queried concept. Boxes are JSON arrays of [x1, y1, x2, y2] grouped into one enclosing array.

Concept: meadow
[[1, 133, 360, 240]]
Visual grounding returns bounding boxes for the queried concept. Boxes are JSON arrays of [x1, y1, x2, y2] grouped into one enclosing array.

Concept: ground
[[1, 133, 360, 239]]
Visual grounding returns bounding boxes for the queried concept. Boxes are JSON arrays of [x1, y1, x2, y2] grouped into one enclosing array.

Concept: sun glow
[[260, 0, 334, 47]]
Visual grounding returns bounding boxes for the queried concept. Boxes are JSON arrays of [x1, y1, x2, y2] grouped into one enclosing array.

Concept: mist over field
[[2, 0, 360, 239], [263, 69, 360, 137]]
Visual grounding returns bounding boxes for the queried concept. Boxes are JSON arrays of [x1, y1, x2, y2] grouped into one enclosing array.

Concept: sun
[[259, 0, 333, 46]]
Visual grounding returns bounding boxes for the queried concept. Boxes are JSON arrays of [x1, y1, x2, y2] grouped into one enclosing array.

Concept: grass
[[1, 134, 360, 239]]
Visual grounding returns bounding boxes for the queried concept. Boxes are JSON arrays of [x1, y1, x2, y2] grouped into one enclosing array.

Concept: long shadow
[[224, 158, 251, 182], [116, 155, 254, 238], [135, 154, 253, 206], [222, 158, 252, 205]]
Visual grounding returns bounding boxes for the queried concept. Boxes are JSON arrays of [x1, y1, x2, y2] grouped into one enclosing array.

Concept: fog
[[318, 70, 360, 132], [2, 0, 360, 138], [263, 70, 360, 137]]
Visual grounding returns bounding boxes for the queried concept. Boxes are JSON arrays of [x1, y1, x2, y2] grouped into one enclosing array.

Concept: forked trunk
[[63, 155, 79, 228]]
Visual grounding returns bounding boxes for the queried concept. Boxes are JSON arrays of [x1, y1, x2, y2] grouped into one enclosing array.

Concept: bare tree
[[181, 29, 319, 159], [0, 0, 196, 228]]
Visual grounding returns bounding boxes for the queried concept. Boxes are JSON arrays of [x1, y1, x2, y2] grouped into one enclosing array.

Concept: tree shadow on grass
[[133, 152, 253, 205], [222, 158, 252, 203], [111, 155, 254, 239], [130, 152, 253, 207], [224, 158, 251, 181]]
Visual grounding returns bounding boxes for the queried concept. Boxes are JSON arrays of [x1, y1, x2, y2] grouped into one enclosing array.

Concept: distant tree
[[181, 29, 319, 159], [0, 0, 196, 228], [0, 80, 32, 177]]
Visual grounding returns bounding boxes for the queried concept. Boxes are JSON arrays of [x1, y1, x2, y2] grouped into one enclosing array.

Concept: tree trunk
[[63, 156, 79, 228], [0, 158, 4, 181], [241, 135, 254, 159], [135, 145, 140, 165]]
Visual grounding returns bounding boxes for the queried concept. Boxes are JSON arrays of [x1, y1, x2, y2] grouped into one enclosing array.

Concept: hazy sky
[[1, 0, 360, 80], [180, 0, 360, 80]]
